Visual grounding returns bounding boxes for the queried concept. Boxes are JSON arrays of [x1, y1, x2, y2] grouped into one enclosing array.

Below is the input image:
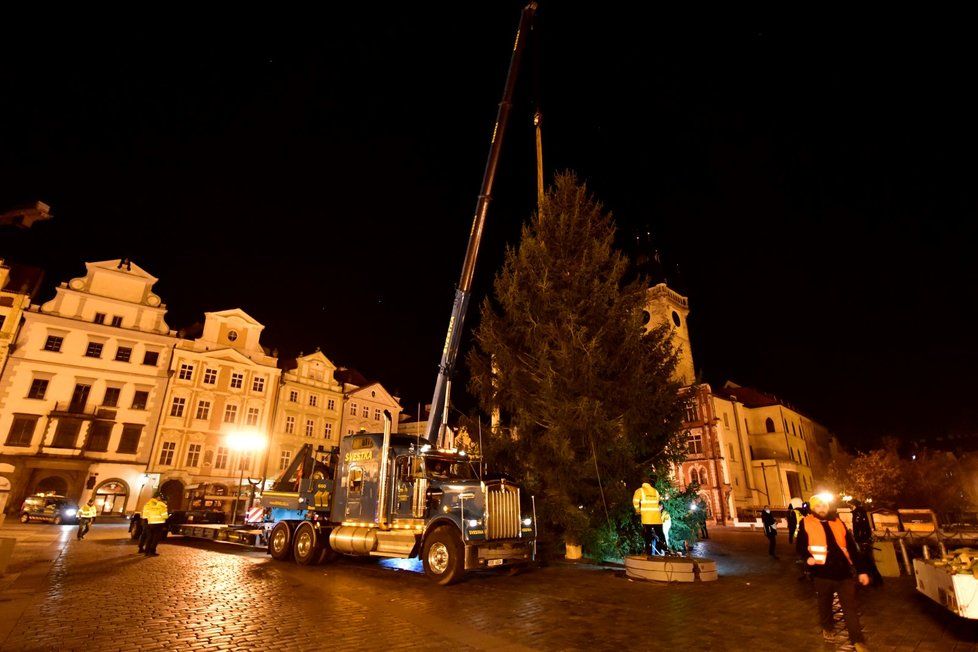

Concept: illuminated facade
[[0, 259, 178, 515]]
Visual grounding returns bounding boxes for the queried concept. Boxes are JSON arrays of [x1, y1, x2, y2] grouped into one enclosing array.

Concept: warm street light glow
[[226, 430, 266, 452], [814, 491, 835, 504]]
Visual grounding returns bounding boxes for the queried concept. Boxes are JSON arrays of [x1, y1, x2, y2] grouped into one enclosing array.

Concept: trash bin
[[873, 540, 902, 577]]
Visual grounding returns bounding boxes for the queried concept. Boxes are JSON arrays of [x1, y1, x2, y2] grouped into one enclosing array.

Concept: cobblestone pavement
[[1, 522, 976, 651]]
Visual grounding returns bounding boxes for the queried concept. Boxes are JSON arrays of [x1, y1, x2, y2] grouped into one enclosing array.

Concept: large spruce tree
[[468, 172, 687, 553]]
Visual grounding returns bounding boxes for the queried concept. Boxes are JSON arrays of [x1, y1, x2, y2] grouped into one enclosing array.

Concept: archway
[[159, 479, 184, 510], [94, 479, 130, 515], [35, 475, 68, 496]]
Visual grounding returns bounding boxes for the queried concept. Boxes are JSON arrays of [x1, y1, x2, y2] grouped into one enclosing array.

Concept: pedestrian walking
[[796, 494, 871, 651], [761, 506, 778, 559], [851, 500, 882, 586], [632, 481, 665, 557], [76, 499, 97, 540], [139, 493, 169, 557]]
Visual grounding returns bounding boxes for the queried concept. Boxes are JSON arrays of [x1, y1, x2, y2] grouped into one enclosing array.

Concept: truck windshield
[[425, 457, 478, 481]]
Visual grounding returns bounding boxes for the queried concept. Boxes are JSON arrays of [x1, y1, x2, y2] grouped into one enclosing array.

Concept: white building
[[0, 259, 178, 515]]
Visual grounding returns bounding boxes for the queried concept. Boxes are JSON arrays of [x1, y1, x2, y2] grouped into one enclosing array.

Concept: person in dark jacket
[[850, 500, 882, 586], [787, 502, 799, 544], [797, 494, 871, 651], [761, 506, 778, 559]]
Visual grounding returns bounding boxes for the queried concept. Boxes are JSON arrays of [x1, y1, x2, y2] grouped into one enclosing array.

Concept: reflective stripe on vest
[[803, 515, 851, 565]]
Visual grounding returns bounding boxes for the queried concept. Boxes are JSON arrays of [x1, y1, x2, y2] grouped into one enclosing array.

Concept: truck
[[172, 2, 540, 585]]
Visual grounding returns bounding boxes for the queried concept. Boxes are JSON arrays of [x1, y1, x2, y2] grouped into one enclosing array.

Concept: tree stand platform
[[624, 555, 718, 582]]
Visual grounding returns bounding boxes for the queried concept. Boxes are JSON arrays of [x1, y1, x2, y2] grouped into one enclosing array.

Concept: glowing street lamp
[[227, 430, 267, 525]]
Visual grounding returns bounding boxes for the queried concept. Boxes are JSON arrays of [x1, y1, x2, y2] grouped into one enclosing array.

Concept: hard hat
[[809, 493, 833, 510]]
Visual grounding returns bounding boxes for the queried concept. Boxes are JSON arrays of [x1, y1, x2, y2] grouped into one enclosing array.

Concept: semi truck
[[172, 2, 540, 585]]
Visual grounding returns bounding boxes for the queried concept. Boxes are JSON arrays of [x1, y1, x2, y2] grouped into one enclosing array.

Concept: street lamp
[[226, 430, 267, 525]]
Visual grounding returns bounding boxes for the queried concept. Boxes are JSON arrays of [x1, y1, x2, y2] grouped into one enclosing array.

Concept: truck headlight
[[468, 519, 479, 528], [523, 517, 532, 526], [65, 509, 77, 517]]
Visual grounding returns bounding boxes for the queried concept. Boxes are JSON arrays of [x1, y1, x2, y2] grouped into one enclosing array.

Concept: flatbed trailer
[[914, 557, 978, 619], [175, 523, 267, 549]]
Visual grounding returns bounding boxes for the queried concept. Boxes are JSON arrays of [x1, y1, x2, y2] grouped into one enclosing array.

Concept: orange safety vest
[[802, 514, 851, 565]]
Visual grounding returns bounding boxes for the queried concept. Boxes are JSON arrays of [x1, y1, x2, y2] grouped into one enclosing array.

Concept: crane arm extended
[[424, 2, 538, 446]]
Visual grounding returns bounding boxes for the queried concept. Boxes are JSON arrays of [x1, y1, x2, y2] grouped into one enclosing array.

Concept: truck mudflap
[[464, 540, 534, 570]]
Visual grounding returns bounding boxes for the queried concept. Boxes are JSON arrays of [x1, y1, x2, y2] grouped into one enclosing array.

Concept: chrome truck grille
[[486, 483, 521, 540]]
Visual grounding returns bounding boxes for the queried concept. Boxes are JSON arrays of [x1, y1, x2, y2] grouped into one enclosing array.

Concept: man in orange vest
[[796, 493, 871, 651]]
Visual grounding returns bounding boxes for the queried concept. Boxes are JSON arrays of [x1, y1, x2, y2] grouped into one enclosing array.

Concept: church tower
[[643, 283, 695, 386]]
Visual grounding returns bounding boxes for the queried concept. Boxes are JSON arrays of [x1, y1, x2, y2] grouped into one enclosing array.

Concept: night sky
[[2, 6, 976, 449]]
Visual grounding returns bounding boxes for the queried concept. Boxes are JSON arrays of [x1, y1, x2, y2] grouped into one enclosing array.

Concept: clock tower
[[643, 283, 696, 386]]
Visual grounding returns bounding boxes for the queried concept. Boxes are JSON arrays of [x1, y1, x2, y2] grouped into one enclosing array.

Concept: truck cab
[[263, 423, 536, 584]]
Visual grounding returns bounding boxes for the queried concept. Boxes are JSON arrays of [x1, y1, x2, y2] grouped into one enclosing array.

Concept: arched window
[[765, 418, 775, 433], [688, 468, 699, 485], [94, 479, 130, 515]]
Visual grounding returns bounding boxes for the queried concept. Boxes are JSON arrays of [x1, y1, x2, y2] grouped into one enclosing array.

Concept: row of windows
[[287, 389, 336, 410], [349, 402, 383, 421], [284, 415, 333, 438], [178, 363, 265, 392], [5, 414, 142, 452], [157, 441, 252, 471], [26, 380, 150, 410], [170, 397, 261, 426], [43, 334, 161, 366], [93, 312, 124, 328]]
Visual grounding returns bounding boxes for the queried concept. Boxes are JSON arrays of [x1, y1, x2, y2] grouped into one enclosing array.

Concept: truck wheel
[[269, 521, 294, 561], [422, 526, 464, 585], [293, 522, 322, 566]]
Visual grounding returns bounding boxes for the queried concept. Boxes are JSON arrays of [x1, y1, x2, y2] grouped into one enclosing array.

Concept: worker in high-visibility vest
[[632, 482, 664, 557], [796, 493, 871, 651], [76, 499, 97, 540], [139, 493, 170, 557]]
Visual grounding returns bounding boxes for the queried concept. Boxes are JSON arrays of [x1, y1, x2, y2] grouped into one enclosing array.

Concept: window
[[186, 443, 202, 467], [373, 408, 381, 421], [744, 418, 749, 434], [749, 445, 755, 459], [279, 449, 292, 471], [224, 404, 238, 423], [204, 450, 213, 466], [43, 335, 63, 352], [215, 447, 229, 469], [178, 363, 194, 381], [94, 312, 106, 324], [728, 443, 736, 462], [253, 377, 265, 392], [765, 418, 775, 433], [688, 431, 703, 455], [288, 390, 299, 402], [239, 452, 252, 471], [27, 378, 49, 400], [324, 422, 332, 438], [159, 441, 176, 466], [791, 422, 796, 435], [722, 413, 729, 428], [684, 400, 697, 423], [70, 383, 91, 409], [804, 451, 810, 466], [285, 416, 295, 434], [347, 429, 354, 435], [102, 387, 121, 407], [111, 315, 123, 327], [143, 350, 159, 366], [688, 468, 699, 485], [783, 418, 789, 432], [230, 373, 244, 389], [195, 400, 211, 420], [85, 422, 112, 452], [789, 448, 795, 462], [246, 407, 260, 426], [170, 397, 186, 417], [309, 394, 318, 407], [52, 419, 81, 448], [5, 415, 38, 446], [203, 368, 217, 384], [350, 402, 357, 416], [348, 467, 364, 493], [85, 342, 104, 358], [117, 425, 141, 453], [131, 390, 149, 410], [327, 399, 335, 411], [305, 419, 314, 437], [362, 406, 369, 418], [115, 346, 132, 362]]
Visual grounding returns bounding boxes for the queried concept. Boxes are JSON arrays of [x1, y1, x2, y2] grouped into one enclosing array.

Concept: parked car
[[20, 494, 79, 524]]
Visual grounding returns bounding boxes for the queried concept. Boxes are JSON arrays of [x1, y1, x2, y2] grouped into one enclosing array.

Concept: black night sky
[[2, 6, 976, 449]]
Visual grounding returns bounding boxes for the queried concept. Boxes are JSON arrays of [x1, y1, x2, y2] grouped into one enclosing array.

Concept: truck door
[[392, 456, 414, 518], [344, 466, 364, 519]]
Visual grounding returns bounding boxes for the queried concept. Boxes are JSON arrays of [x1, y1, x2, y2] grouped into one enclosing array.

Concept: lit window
[[230, 373, 244, 389], [196, 400, 211, 420], [186, 443, 202, 467], [246, 407, 260, 426], [158, 441, 176, 466], [178, 363, 194, 381], [224, 404, 238, 423], [170, 397, 186, 417], [285, 416, 295, 434], [203, 368, 217, 384]]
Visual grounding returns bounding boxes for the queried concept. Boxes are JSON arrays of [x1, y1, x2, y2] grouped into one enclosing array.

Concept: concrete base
[[624, 555, 718, 582]]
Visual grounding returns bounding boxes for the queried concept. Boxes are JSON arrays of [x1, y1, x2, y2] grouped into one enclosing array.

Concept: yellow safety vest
[[79, 504, 97, 519], [632, 484, 663, 525], [142, 499, 169, 525]]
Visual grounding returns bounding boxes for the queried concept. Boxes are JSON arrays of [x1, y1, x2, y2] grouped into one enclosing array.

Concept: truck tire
[[269, 521, 294, 561], [422, 526, 465, 585], [293, 522, 322, 566]]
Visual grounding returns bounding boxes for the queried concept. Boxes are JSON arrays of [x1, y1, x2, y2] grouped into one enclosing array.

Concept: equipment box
[[914, 558, 978, 619]]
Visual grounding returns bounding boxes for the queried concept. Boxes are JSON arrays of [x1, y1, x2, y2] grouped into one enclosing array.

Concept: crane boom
[[424, 2, 538, 446]]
